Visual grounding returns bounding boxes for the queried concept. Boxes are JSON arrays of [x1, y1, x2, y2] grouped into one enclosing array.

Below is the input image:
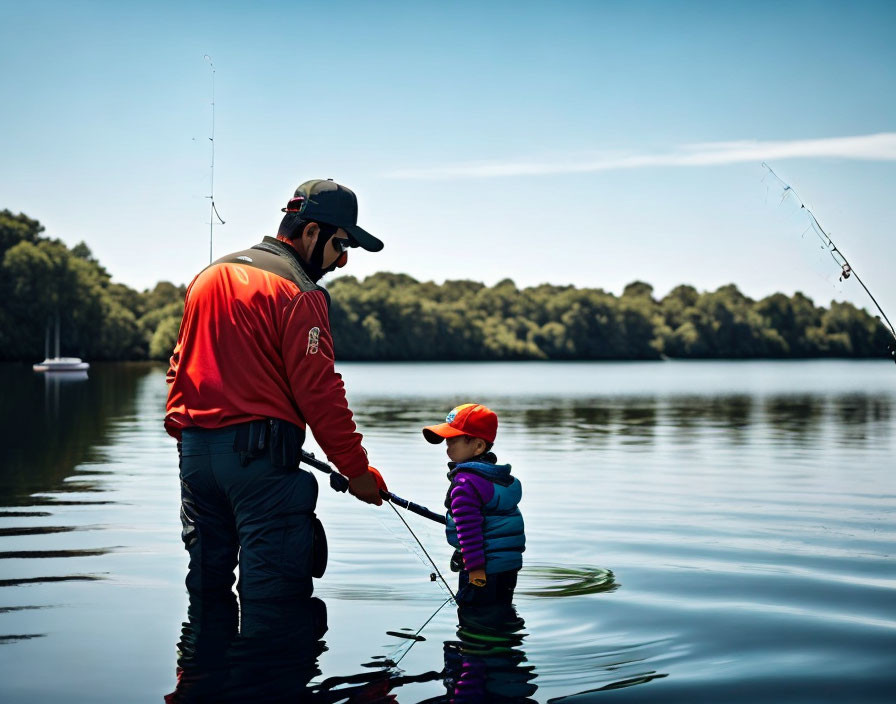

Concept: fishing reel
[[329, 472, 349, 492], [839, 263, 852, 281]]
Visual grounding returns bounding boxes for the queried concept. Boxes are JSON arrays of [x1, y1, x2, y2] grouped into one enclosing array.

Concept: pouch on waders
[[311, 516, 328, 578], [233, 418, 307, 469]]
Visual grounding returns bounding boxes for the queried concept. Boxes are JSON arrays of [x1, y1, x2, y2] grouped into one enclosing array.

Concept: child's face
[[445, 435, 486, 463]]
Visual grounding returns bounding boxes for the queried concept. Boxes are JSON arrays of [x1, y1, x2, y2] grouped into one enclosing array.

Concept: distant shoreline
[[2, 210, 892, 365], [8, 357, 893, 366]]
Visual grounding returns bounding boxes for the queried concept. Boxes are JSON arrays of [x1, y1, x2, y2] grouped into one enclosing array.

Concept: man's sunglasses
[[332, 236, 358, 254]]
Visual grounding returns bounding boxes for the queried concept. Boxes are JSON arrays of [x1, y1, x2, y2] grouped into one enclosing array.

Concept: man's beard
[[305, 234, 339, 282]]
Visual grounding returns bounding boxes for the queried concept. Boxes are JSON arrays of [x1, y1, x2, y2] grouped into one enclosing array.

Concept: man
[[165, 179, 386, 601]]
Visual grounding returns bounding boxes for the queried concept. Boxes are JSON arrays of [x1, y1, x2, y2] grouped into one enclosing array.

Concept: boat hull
[[32, 358, 90, 372]]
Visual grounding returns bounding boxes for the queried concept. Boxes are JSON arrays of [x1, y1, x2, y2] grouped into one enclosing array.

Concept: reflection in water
[[835, 395, 891, 425], [547, 672, 670, 702], [358, 602, 537, 704], [312, 668, 444, 701], [0, 547, 114, 559], [618, 405, 657, 444], [0, 363, 153, 505], [166, 595, 541, 703], [518, 565, 618, 598], [436, 604, 537, 704], [0, 574, 104, 587], [0, 606, 50, 646], [352, 392, 896, 450], [169, 594, 444, 703], [0, 524, 82, 536], [0, 634, 45, 643], [764, 396, 826, 444], [663, 395, 754, 445], [41, 371, 89, 422], [167, 594, 327, 703], [0, 363, 155, 647], [834, 395, 892, 447]]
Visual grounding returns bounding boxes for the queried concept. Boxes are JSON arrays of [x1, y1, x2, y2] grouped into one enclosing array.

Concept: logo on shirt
[[307, 327, 320, 355], [236, 255, 253, 263]]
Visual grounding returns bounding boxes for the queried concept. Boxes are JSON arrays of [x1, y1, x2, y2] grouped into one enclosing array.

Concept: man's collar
[[261, 236, 313, 277], [252, 237, 328, 302]]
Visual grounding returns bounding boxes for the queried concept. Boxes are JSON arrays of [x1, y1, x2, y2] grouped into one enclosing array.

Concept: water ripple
[[518, 565, 618, 598]]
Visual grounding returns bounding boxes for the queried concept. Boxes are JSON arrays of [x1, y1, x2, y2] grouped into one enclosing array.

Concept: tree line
[[1, 209, 890, 363], [0, 210, 185, 361]]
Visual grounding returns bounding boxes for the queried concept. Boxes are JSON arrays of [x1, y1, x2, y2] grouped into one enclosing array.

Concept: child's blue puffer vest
[[445, 460, 525, 574]]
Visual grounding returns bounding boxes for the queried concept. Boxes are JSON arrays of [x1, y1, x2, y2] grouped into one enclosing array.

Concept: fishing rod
[[299, 450, 446, 524], [203, 54, 225, 263], [762, 162, 896, 364], [298, 449, 455, 599]]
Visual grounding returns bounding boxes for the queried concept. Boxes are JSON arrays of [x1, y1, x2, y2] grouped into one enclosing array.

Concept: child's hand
[[469, 569, 487, 587]]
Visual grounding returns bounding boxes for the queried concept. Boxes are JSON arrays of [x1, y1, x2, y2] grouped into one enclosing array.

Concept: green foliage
[[142, 281, 187, 315], [0, 209, 891, 362], [149, 316, 181, 360], [0, 211, 183, 362], [327, 273, 892, 361], [0, 210, 44, 257], [0, 237, 145, 360]]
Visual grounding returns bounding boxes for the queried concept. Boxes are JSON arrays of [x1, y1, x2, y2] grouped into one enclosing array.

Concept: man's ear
[[302, 221, 320, 242], [296, 222, 320, 260]]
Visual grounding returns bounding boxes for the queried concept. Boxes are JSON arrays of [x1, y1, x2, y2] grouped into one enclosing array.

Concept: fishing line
[[389, 595, 454, 668], [762, 162, 896, 362], [298, 450, 456, 600], [373, 508, 455, 603], [299, 449, 459, 663], [386, 501, 456, 601]]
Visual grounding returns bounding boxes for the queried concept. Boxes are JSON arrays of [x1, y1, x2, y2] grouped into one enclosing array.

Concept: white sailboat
[[32, 314, 89, 373]]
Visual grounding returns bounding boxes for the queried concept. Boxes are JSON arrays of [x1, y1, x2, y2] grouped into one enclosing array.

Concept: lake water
[[1, 360, 894, 702]]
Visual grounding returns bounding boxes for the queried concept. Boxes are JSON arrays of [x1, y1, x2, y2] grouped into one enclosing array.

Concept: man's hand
[[348, 466, 386, 505], [469, 569, 487, 587]]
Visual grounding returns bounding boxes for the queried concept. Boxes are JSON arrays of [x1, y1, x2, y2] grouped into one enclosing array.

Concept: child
[[423, 403, 525, 606]]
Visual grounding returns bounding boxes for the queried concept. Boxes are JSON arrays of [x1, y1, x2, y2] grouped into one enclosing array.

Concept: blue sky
[[2, 0, 895, 315]]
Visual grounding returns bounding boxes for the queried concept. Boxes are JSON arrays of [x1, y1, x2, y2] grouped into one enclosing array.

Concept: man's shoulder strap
[[250, 239, 319, 292]]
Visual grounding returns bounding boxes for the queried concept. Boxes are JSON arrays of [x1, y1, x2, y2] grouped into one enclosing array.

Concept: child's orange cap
[[422, 403, 498, 444]]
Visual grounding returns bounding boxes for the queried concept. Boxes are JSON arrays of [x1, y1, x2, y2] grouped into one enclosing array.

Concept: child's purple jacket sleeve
[[449, 473, 495, 572]]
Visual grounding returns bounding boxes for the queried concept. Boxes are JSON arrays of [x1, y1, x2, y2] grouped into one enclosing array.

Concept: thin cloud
[[385, 132, 896, 179]]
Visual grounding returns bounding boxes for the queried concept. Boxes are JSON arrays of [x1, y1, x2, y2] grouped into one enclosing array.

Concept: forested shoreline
[[1, 209, 890, 363]]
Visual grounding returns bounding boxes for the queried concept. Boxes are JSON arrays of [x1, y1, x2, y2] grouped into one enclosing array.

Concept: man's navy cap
[[282, 179, 384, 252]]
